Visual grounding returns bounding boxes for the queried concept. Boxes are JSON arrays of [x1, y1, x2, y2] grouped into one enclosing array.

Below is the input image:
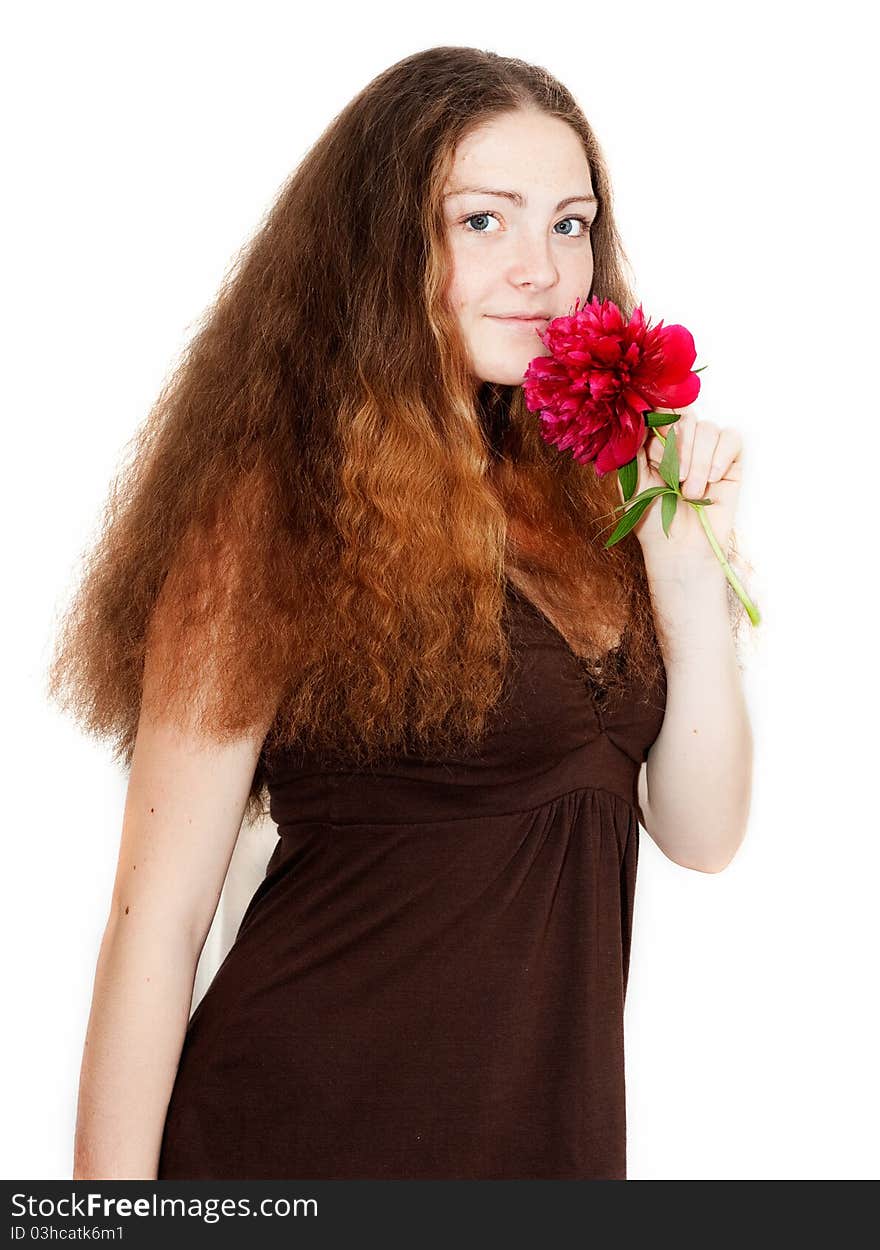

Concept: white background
[[3, 0, 877, 1181]]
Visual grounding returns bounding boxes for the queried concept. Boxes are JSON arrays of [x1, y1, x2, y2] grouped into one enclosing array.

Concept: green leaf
[[693, 365, 708, 373], [617, 457, 638, 502], [658, 424, 681, 492], [661, 490, 677, 537], [644, 410, 682, 428], [603, 493, 655, 547], [611, 484, 671, 514]]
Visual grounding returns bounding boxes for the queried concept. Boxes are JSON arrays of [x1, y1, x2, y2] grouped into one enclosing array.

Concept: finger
[[639, 443, 653, 488], [707, 429, 743, 481], [681, 421, 719, 497], [645, 432, 664, 472]]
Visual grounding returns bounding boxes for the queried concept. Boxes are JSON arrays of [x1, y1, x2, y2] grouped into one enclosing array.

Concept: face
[[441, 108, 597, 387]]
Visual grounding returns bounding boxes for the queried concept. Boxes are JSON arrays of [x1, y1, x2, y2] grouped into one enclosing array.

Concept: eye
[[460, 211, 593, 237], [461, 212, 502, 234], [555, 215, 592, 237]]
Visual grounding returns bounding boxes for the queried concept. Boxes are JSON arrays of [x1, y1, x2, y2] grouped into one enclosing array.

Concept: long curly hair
[[45, 45, 753, 828]]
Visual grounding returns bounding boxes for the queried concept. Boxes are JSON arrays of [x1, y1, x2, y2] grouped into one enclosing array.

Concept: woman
[[48, 46, 754, 1181]]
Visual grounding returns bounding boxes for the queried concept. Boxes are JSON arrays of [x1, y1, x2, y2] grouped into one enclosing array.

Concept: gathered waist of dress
[[266, 733, 642, 829]]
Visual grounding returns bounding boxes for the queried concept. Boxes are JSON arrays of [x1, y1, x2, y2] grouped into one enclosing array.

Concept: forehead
[[442, 111, 594, 198]]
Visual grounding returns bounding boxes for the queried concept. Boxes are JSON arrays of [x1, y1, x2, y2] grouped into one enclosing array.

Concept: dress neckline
[[503, 575, 627, 667]]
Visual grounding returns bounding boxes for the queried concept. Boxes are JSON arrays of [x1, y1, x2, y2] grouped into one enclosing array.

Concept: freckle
[[124, 906, 129, 914]]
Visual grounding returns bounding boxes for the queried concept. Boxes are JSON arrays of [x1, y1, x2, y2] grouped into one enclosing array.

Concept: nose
[[505, 228, 559, 289]]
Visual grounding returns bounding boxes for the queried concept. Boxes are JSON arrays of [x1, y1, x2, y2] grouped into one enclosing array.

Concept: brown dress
[[157, 577, 667, 1180]]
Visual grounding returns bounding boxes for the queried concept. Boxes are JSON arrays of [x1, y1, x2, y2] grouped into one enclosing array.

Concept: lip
[[487, 314, 551, 329], [488, 314, 551, 321]]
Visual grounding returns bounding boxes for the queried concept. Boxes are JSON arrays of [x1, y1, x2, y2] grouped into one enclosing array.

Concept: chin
[[472, 357, 536, 388], [482, 370, 530, 387]]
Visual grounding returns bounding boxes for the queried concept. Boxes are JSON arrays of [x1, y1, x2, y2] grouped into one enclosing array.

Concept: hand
[[617, 406, 744, 575]]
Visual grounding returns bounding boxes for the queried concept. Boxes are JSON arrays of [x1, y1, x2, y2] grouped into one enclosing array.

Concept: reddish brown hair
[[45, 46, 752, 827]]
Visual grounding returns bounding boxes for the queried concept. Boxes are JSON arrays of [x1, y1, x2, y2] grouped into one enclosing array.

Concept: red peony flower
[[518, 295, 760, 626], [522, 296, 701, 476]]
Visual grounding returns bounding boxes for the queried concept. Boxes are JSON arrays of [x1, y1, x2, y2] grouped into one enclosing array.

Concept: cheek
[[446, 239, 494, 308], [443, 251, 467, 311], [447, 274, 482, 318], [563, 255, 594, 305]]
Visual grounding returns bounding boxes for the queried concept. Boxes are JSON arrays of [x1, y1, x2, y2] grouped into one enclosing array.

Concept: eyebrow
[[443, 187, 598, 211]]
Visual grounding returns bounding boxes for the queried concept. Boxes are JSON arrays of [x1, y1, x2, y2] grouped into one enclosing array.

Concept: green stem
[[652, 431, 761, 626]]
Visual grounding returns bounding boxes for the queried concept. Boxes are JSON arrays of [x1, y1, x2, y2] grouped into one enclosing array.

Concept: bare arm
[[641, 561, 753, 873], [73, 909, 203, 1180], [73, 655, 276, 1179]]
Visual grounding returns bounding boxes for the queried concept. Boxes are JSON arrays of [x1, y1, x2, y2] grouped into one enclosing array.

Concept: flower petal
[[653, 324, 697, 380]]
